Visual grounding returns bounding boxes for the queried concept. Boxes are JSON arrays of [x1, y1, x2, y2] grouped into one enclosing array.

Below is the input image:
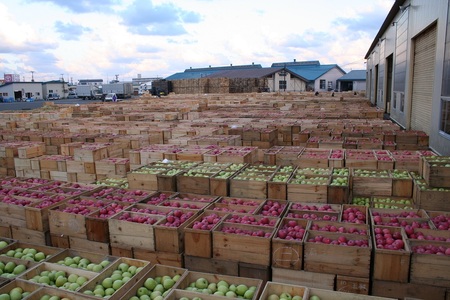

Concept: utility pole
[[30, 71, 35, 82]]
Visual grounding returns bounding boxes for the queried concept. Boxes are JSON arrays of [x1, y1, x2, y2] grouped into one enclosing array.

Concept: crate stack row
[[0, 236, 401, 300], [0, 174, 449, 299]]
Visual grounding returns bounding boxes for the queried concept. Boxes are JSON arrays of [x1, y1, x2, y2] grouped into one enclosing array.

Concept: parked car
[[104, 93, 118, 102], [46, 93, 60, 101], [67, 92, 78, 99]]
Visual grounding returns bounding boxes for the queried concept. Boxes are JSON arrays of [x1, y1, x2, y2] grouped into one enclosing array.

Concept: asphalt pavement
[[0, 98, 135, 112]]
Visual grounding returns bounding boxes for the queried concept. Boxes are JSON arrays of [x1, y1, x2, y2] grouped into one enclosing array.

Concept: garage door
[[410, 24, 437, 135]]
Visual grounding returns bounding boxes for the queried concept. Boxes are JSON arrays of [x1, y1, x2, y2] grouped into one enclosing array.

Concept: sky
[[0, 0, 394, 84]]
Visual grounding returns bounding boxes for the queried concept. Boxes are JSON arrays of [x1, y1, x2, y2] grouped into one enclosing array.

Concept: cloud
[[332, 9, 388, 39], [24, 0, 120, 13], [54, 21, 92, 40], [120, 0, 201, 36]]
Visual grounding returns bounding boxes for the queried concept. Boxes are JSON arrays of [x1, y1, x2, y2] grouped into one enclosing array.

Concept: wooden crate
[[287, 175, 330, 203], [110, 242, 133, 258], [183, 255, 239, 276], [0, 279, 41, 298], [239, 262, 271, 284], [271, 268, 335, 290], [119, 264, 188, 300], [127, 166, 168, 191], [422, 158, 450, 188], [267, 180, 288, 201], [372, 280, 447, 300], [413, 181, 450, 211], [69, 236, 110, 255], [176, 270, 263, 300], [157, 170, 183, 192], [184, 211, 228, 258], [259, 281, 308, 300], [335, 275, 370, 295], [351, 169, 392, 196], [133, 248, 184, 268], [409, 240, 450, 287], [372, 225, 411, 283], [24, 196, 68, 232], [46, 248, 117, 269], [48, 203, 98, 239], [213, 222, 275, 266], [229, 177, 268, 200], [153, 211, 198, 253], [78, 257, 151, 299], [108, 211, 164, 251], [390, 170, 414, 198], [0, 226, 11, 238], [18, 262, 97, 291], [50, 233, 70, 248], [0, 241, 62, 262], [308, 287, 396, 300], [176, 171, 215, 195], [327, 176, 350, 204], [303, 231, 372, 277], [0, 256, 39, 279], [271, 218, 309, 270], [10, 226, 50, 246]]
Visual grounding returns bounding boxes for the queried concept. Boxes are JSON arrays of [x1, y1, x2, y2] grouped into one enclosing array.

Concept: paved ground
[[0, 98, 137, 112]]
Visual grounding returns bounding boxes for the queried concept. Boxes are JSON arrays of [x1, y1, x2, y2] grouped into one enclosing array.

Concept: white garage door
[[411, 24, 437, 135]]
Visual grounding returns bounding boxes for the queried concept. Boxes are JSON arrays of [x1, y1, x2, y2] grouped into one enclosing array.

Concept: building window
[[320, 80, 326, 89], [49, 90, 54, 93], [279, 80, 287, 90], [328, 81, 333, 90], [400, 92, 405, 112], [440, 97, 450, 135], [393, 92, 397, 109]]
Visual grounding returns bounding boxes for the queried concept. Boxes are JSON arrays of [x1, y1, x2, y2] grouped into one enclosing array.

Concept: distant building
[[0, 82, 43, 101], [43, 80, 69, 99], [78, 79, 103, 86], [271, 60, 346, 92], [337, 70, 366, 92]]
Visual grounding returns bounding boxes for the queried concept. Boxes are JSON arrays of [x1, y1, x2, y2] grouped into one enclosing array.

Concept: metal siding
[[411, 24, 437, 135]]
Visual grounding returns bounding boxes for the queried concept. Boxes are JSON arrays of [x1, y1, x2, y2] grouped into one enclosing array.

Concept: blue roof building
[[337, 70, 366, 92]]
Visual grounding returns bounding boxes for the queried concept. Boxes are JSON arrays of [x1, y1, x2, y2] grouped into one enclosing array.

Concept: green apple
[[34, 252, 46, 262], [112, 279, 123, 290], [309, 296, 321, 300], [163, 278, 175, 289], [0, 241, 8, 249], [195, 277, 208, 289], [236, 284, 248, 296], [55, 276, 67, 287], [136, 287, 149, 297], [268, 294, 280, 300], [144, 278, 157, 290]]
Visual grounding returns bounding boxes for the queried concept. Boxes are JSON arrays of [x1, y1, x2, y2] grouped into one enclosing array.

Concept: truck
[[101, 82, 133, 99], [76, 85, 102, 100]]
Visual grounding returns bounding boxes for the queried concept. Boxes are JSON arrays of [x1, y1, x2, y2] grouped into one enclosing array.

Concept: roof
[[365, 0, 405, 59], [206, 67, 283, 79], [283, 64, 346, 81], [44, 80, 65, 84], [165, 64, 262, 80], [272, 60, 320, 67], [337, 70, 366, 81]]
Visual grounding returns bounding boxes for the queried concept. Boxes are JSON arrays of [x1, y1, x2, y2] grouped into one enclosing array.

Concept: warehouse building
[[365, 0, 450, 155]]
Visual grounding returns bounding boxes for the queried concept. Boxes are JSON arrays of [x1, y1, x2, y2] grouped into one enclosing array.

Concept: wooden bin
[[327, 175, 350, 204], [303, 231, 372, 277], [25, 286, 99, 300], [409, 240, 450, 287], [308, 287, 396, 300], [176, 271, 263, 300], [153, 210, 198, 253], [422, 158, 450, 188], [371, 225, 411, 283], [390, 170, 414, 198], [48, 203, 99, 239], [287, 175, 330, 203], [78, 257, 152, 299], [108, 211, 165, 251], [259, 281, 308, 300], [184, 211, 229, 258], [119, 264, 188, 300], [413, 180, 450, 211], [229, 177, 269, 200], [18, 262, 97, 291], [0, 279, 41, 298], [45, 248, 117, 271], [24, 195, 70, 232], [0, 242, 62, 263], [213, 222, 275, 266], [351, 169, 392, 197], [271, 218, 309, 270]]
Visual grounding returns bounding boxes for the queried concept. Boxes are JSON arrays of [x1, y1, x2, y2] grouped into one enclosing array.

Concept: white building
[[365, 0, 450, 155], [43, 80, 69, 99], [0, 82, 43, 101]]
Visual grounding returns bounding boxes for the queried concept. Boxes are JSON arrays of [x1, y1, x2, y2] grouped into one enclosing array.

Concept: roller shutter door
[[411, 25, 437, 135]]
